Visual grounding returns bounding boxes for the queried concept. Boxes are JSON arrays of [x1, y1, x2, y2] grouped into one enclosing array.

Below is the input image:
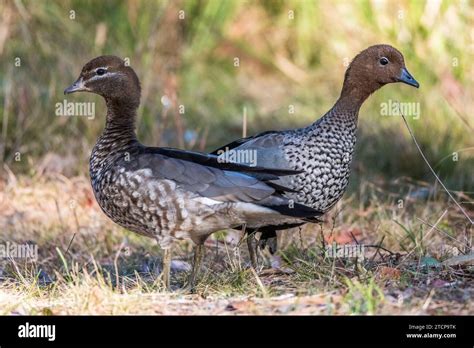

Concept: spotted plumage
[[213, 44, 420, 259], [90, 139, 317, 248], [235, 105, 359, 213], [65, 55, 320, 290]]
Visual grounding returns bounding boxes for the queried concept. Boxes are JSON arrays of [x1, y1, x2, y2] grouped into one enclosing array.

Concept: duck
[[212, 44, 420, 266], [64, 55, 320, 291]]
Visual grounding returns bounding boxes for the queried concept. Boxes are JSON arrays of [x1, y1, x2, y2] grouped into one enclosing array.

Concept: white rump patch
[[193, 197, 223, 206]]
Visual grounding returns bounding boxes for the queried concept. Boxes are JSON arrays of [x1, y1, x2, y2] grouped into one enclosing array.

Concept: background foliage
[[0, 0, 473, 192]]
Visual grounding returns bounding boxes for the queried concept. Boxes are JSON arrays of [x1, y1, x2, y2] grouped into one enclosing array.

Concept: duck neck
[[321, 78, 376, 125], [90, 98, 139, 181], [328, 94, 363, 121], [102, 98, 139, 144]]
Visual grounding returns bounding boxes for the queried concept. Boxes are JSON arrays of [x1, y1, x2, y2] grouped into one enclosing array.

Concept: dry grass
[[0, 173, 472, 315], [2, 0, 473, 191], [0, 0, 472, 316]]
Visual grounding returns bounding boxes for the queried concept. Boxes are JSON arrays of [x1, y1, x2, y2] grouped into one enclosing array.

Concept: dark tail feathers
[[263, 202, 322, 218]]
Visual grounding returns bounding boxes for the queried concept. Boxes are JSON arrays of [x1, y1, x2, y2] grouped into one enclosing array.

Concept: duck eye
[[379, 57, 389, 65], [96, 68, 107, 76]]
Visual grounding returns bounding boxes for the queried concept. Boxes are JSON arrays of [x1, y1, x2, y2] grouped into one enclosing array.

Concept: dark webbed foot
[[257, 236, 278, 254], [246, 233, 259, 269], [184, 244, 204, 294], [258, 229, 278, 255]]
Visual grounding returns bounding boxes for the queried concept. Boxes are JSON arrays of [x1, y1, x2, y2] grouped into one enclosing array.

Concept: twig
[[421, 288, 435, 312], [242, 106, 247, 138], [65, 233, 76, 255], [319, 224, 326, 255], [349, 231, 360, 245], [395, 210, 447, 268], [114, 240, 126, 289], [54, 199, 66, 234], [364, 243, 396, 256], [250, 266, 268, 298], [298, 227, 304, 250], [368, 235, 388, 263], [416, 216, 468, 250], [399, 106, 473, 224]]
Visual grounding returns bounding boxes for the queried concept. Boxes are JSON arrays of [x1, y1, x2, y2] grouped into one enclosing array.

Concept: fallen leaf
[[325, 227, 363, 244], [378, 266, 401, 280], [442, 253, 474, 266], [431, 279, 449, 288], [225, 300, 253, 312], [420, 256, 441, 268]]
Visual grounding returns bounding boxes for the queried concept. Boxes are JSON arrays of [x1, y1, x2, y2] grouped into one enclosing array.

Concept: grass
[[0, 0, 472, 315], [0, 174, 471, 315], [1, 0, 473, 190]]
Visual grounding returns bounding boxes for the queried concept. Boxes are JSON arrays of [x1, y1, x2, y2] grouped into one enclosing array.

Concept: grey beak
[[64, 77, 87, 95], [398, 67, 420, 88]]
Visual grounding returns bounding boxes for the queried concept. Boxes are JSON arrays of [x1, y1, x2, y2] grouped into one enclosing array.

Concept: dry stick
[[65, 233, 76, 255], [399, 108, 473, 225], [54, 199, 66, 234], [54, 199, 76, 255], [366, 235, 387, 263], [250, 266, 268, 298], [365, 244, 396, 256], [299, 228, 304, 250], [0, 73, 11, 163], [416, 217, 467, 248], [395, 209, 448, 269], [349, 231, 360, 245], [114, 240, 126, 290], [319, 224, 326, 255], [242, 106, 247, 138], [67, 208, 81, 255]]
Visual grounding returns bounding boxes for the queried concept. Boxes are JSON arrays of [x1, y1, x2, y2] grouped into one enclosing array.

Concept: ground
[[0, 174, 472, 315]]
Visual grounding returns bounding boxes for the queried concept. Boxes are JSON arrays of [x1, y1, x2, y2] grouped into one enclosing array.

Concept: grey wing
[[221, 132, 293, 171], [136, 154, 277, 203]]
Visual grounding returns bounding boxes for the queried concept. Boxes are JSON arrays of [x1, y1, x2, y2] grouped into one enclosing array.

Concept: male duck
[[213, 44, 420, 266]]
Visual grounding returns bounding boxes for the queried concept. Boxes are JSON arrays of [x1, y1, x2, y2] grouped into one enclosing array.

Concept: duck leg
[[162, 248, 172, 290], [258, 229, 278, 254], [187, 244, 204, 293], [246, 231, 259, 269]]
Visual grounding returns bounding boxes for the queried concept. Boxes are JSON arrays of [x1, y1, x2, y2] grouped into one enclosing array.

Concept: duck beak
[[64, 77, 88, 94], [398, 67, 419, 88]]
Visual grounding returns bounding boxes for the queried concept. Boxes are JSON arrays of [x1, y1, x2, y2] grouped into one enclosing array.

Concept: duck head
[[64, 55, 141, 108], [341, 44, 419, 103]]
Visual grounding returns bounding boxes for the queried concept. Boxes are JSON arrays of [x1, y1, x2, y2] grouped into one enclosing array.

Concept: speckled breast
[[92, 166, 183, 240], [282, 118, 357, 212]]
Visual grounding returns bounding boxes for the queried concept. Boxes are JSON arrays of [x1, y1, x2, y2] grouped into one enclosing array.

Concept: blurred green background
[[0, 0, 473, 192]]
